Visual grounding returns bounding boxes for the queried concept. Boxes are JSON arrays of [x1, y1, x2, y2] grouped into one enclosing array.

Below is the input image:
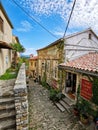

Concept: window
[[42, 62, 45, 69], [88, 33, 91, 39], [0, 17, 4, 32], [31, 62, 33, 66], [35, 62, 36, 67]]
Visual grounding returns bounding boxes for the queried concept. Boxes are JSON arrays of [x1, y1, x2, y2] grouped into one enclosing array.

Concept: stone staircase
[[0, 79, 16, 130], [54, 96, 95, 130], [54, 97, 86, 130], [54, 96, 75, 113]]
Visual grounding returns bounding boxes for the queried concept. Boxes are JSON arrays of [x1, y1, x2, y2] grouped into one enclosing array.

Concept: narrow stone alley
[[28, 80, 88, 130]]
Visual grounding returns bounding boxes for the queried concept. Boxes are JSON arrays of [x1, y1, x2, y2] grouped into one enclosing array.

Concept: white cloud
[[23, 48, 37, 55], [53, 27, 65, 37], [53, 31, 64, 37], [69, 0, 98, 32], [16, 0, 98, 34], [16, 20, 33, 32]]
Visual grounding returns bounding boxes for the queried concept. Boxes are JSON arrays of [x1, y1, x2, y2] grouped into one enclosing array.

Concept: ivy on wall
[[92, 77, 98, 105]]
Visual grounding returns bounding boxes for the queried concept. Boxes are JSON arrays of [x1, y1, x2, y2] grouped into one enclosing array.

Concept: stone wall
[[14, 63, 28, 130]]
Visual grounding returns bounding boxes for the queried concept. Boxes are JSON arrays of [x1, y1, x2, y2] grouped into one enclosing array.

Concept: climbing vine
[[92, 77, 98, 105]]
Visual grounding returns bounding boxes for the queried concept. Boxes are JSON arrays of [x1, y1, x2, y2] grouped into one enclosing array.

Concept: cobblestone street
[[28, 80, 91, 130]]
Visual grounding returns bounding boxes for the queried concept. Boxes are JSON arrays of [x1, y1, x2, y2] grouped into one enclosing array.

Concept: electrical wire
[[11, 0, 58, 39], [63, 0, 76, 38]]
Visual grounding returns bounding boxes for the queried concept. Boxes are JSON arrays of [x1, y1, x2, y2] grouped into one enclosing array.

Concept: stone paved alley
[[28, 80, 94, 130]]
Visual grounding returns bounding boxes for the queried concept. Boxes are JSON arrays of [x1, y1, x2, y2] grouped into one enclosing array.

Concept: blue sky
[[1, 0, 98, 55]]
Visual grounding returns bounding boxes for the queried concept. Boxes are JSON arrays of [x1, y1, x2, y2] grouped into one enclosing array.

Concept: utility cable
[[11, 0, 58, 39], [63, 0, 76, 38]]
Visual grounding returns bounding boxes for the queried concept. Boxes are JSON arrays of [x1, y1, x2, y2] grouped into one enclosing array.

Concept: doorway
[[65, 72, 77, 98]]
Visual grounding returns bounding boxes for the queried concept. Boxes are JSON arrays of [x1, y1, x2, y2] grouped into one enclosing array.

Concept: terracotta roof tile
[[60, 52, 98, 72], [29, 56, 38, 60]]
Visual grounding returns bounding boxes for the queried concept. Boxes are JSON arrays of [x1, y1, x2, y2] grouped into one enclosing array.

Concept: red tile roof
[[60, 52, 98, 72], [29, 56, 38, 60]]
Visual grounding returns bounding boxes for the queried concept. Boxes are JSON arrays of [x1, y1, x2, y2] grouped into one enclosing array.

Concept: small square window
[[88, 33, 91, 39]]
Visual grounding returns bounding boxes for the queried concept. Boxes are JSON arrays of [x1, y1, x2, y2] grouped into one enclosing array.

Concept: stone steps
[[0, 109, 15, 120], [0, 97, 15, 104], [0, 104, 15, 111], [0, 118, 16, 130], [0, 80, 16, 130], [62, 97, 75, 106], [59, 100, 71, 113], [0, 96, 16, 129], [54, 97, 75, 113], [54, 102, 65, 112]]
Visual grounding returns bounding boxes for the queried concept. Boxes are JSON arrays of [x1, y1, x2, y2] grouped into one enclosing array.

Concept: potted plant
[[79, 99, 90, 125], [80, 113, 89, 124]]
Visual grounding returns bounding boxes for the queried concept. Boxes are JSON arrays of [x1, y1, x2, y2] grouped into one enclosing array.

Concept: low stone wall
[[14, 63, 28, 130]]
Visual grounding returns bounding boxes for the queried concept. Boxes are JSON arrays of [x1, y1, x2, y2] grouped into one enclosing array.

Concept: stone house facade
[[29, 54, 38, 79], [58, 28, 98, 99], [64, 28, 98, 62], [59, 52, 98, 101], [0, 2, 13, 75], [37, 38, 64, 89]]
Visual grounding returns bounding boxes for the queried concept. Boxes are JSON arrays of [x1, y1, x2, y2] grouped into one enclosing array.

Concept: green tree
[[11, 43, 25, 67]]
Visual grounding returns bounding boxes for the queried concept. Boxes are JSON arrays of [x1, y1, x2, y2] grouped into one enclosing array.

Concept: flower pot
[[80, 114, 89, 124]]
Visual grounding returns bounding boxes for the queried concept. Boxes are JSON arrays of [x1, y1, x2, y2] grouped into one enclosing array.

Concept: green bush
[[0, 66, 19, 80], [0, 71, 17, 80], [49, 89, 59, 102], [49, 89, 65, 102], [92, 77, 98, 105]]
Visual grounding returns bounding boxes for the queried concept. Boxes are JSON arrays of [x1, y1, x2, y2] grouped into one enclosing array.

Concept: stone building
[[29, 54, 38, 79], [59, 52, 98, 100], [64, 28, 98, 62], [58, 28, 98, 100], [59, 52, 98, 117], [0, 2, 13, 75], [37, 38, 64, 89]]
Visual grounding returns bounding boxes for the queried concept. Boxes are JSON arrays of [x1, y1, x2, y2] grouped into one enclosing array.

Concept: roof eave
[[58, 65, 98, 77], [0, 41, 12, 49], [37, 38, 64, 51], [0, 2, 14, 29]]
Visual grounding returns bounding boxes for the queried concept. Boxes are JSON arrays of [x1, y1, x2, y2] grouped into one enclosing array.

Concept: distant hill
[[20, 54, 30, 58]]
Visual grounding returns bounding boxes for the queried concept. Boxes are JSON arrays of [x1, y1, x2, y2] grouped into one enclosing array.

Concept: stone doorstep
[[54, 102, 65, 112], [59, 100, 71, 113], [0, 118, 16, 129], [62, 97, 75, 106]]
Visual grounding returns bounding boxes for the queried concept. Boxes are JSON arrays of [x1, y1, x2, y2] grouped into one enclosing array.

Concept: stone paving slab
[[28, 80, 94, 130]]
